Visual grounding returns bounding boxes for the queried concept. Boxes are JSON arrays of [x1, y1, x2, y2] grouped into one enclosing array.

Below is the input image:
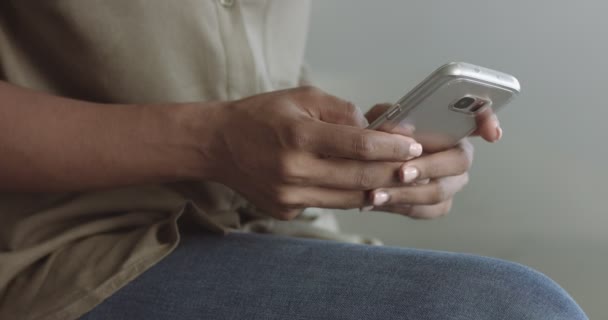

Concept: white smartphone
[[368, 62, 520, 152]]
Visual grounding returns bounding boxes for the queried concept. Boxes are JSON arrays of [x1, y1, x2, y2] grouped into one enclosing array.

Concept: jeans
[[81, 232, 588, 320]]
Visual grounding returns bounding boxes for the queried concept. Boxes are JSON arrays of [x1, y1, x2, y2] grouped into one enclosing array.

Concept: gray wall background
[[305, 1, 607, 318]]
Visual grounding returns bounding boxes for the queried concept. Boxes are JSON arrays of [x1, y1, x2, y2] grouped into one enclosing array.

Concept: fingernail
[[372, 191, 389, 206], [495, 126, 503, 141], [409, 143, 423, 157], [401, 166, 420, 183], [360, 205, 374, 212]]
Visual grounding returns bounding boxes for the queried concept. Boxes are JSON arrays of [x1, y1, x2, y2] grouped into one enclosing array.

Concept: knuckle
[[353, 134, 375, 159], [275, 154, 290, 176], [273, 189, 297, 207], [428, 183, 448, 204], [424, 163, 440, 179], [273, 188, 308, 212], [276, 159, 304, 184], [392, 139, 408, 159], [284, 124, 310, 150], [342, 101, 360, 117], [354, 168, 375, 189]]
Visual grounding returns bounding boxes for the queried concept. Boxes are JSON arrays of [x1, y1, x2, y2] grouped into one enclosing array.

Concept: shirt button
[[220, 0, 235, 7]]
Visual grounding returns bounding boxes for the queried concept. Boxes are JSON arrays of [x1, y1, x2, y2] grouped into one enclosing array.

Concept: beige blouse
[[0, 1, 378, 319]]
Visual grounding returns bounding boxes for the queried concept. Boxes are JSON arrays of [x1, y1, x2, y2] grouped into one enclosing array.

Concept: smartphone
[[367, 62, 520, 152]]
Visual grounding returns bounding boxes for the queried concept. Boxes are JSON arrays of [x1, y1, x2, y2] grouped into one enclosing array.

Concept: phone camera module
[[469, 100, 487, 113], [453, 97, 475, 110]]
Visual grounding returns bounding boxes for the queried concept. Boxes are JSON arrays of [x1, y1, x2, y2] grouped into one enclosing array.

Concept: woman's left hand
[[363, 103, 502, 219]]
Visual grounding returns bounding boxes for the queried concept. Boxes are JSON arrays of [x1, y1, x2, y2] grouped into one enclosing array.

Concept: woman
[[0, 1, 587, 319]]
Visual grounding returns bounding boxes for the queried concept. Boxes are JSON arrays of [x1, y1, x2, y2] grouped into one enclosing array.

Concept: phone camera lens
[[454, 97, 475, 110]]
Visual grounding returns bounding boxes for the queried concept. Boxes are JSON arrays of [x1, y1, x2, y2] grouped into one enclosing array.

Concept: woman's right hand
[[197, 86, 423, 220]]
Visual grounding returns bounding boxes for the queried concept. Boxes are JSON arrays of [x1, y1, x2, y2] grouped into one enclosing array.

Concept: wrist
[[166, 100, 228, 181]]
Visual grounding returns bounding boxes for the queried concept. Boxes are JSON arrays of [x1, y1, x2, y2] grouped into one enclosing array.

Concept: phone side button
[[386, 105, 402, 120]]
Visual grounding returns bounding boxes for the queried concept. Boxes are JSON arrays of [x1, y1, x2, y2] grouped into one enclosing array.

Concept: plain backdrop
[[305, 1, 608, 318]]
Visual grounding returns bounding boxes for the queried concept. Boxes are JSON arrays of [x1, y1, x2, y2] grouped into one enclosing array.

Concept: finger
[[365, 103, 416, 137], [248, 194, 305, 221], [407, 199, 453, 219], [319, 98, 368, 128], [471, 107, 502, 142], [265, 207, 305, 221], [373, 199, 453, 220], [276, 186, 367, 210], [303, 121, 423, 161], [368, 173, 469, 206], [397, 140, 473, 183], [470, 107, 494, 135], [300, 157, 403, 190], [365, 103, 393, 124], [296, 86, 369, 128]]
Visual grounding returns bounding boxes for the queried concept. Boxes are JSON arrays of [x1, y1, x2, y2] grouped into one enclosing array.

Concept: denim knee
[[447, 254, 588, 320]]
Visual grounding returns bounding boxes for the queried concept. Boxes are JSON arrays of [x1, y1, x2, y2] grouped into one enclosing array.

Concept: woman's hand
[[362, 103, 503, 219], [201, 87, 424, 220]]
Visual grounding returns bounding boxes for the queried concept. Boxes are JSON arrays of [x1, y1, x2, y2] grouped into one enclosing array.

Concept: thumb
[[298, 86, 368, 128], [318, 97, 368, 128], [365, 103, 393, 124]]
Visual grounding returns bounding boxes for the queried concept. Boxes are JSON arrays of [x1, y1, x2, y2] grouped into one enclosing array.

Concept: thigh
[[81, 232, 587, 320]]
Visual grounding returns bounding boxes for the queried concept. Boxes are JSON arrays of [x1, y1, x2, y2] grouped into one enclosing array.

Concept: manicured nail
[[496, 126, 503, 141], [401, 166, 420, 183], [372, 191, 389, 206], [360, 205, 374, 212], [409, 143, 423, 157]]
